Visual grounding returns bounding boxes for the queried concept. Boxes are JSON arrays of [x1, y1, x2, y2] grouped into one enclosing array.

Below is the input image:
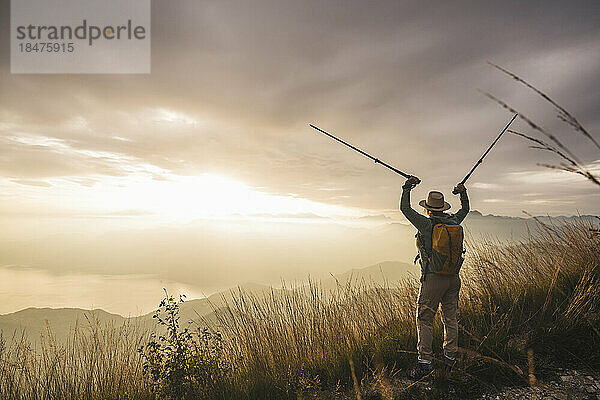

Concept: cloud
[[11, 179, 52, 188], [239, 212, 328, 219], [482, 198, 505, 203], [92, 209, 158, 217], [471, 183, 501, 190], [356, 214, 393, 223], [506, 160, 600, 185], [0, 0, 598, 216]]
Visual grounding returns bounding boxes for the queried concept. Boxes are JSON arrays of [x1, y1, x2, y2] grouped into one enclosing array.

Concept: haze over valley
[[1, 211, 596, 318]]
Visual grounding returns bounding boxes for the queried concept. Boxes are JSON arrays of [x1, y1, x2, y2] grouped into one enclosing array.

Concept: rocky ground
[[477, 369, 600, 400], [299, 368, 600, 399]]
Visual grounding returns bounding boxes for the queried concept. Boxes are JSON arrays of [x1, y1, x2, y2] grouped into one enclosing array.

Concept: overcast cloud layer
[[1, 0, 599, 217]]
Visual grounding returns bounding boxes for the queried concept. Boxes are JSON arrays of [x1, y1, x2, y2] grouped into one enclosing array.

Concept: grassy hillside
[[0, 308, 126, 348], [0, 219, 599, 399]]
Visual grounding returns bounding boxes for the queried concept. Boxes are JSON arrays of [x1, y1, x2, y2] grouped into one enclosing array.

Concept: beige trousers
[[416, 273, 461, 362]]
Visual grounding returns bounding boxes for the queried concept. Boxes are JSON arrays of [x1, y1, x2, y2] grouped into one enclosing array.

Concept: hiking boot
[[410, 360, 433, 380]]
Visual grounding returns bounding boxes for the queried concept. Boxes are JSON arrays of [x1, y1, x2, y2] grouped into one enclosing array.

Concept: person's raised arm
[[452, 183, 470, 223], [400, 176, 430, 232]]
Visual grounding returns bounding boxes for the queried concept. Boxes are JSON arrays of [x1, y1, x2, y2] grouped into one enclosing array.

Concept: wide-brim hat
[[419, 191, 451, 212]]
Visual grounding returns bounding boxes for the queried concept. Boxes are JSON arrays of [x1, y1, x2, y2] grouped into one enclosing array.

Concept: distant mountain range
[[0, 260, 415, 346], [462, 211, 599, 241]]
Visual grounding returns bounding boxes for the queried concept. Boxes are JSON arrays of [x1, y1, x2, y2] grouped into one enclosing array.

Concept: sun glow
[[108, 173, 361, 221], [5, 172, 362, 223], [0, 132, 363, 223]]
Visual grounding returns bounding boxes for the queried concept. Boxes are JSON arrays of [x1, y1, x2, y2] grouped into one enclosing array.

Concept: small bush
[[138, 292, 230, 400]]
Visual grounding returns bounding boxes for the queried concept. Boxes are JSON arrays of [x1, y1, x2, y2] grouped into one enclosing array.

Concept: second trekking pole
[[452, 113, 518, 194]]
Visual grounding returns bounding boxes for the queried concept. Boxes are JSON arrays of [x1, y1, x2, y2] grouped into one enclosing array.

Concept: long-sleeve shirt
[[400, 187, 469, 274]]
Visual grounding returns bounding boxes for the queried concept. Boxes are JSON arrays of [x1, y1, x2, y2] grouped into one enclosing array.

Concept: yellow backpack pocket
[[430, 224, 464, 275]]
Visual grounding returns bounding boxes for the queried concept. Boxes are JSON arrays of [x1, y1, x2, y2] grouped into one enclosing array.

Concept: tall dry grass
[[1, 219, 598, 400], [460, 219, 600, 377], [213, 276, 419, 395], [0, 316, 154, 400], [482, 62, 600, 186], [205, 218, 600, 398]]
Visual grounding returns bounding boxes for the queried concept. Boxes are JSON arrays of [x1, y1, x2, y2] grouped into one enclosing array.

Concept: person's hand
[[453, 183, 466, 194], [403, 176, 421, 189]]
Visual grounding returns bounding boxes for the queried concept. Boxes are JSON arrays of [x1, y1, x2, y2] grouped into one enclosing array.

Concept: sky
[[0, 0, 599, 315]]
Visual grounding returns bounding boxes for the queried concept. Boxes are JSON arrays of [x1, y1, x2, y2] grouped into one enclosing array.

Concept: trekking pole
[[309, 124, 420, 183], [452, 113, 518, 194]]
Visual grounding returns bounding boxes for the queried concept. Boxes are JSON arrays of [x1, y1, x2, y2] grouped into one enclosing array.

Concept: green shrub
[[138, 292, 230, 400]]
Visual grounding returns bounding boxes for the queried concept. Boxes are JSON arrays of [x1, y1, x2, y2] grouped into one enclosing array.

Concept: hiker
[[400, 176, 469, 378]]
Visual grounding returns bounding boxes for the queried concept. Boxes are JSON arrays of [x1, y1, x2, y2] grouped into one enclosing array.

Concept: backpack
[[416, 218, 464, 275]]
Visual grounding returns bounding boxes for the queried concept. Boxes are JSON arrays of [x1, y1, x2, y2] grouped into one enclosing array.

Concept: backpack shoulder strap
[[429, 215, 444, 230]]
